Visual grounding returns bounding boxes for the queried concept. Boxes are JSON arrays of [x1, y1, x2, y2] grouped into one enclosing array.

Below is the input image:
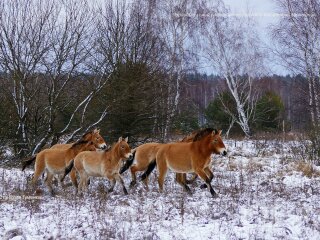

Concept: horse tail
[[21, 155, 37, 171], [140, 159, 156, 181], [61, 159, 74, 182], [119, 148, 136, 174]]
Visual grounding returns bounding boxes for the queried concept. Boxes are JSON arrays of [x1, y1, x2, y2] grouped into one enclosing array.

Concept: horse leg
[[175, 173, 191, 194], [59, 174, 66, 188], [115, 174, 128, 195], [142, 176, 149, 191], [185, 173, 198, 184], [69, 169, 78, 189], [78, 171, 88, 194], [45, 171, 55, 196], [200, 167, 214, 189], [157, 159, 168, 193], [107, 178, 116, 193], [195, 168, 217, 198], [32, 160, 46, 190], [129, 165, 138, 188]]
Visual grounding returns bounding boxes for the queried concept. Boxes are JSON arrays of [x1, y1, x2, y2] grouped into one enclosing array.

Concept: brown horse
[[50, 129, 107, 150], [141, 129, 227, 197], [63, 137, 132, 195], [119, 128, 215, 190], [21, 128, 107, 171], [30, 138, 99, 195]]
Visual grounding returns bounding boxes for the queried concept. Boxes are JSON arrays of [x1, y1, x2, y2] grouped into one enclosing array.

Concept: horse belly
[[83, 162, 102, 177], [165, 146, 193, 173], [166, 158, 192, 173], [47, 164, 65, 174]]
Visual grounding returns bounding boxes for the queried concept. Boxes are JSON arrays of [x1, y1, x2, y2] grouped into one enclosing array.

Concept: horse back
[[135, 143, 162, 166], [50, 143, 72, 150]]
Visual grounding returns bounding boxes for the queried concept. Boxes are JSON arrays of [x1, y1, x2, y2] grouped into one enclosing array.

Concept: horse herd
[[22, 128, 227, 198]]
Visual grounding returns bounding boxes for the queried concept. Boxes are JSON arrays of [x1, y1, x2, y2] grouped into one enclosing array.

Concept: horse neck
[[193, 135, 213, 157], [106, 143, 122, 163], [70, 141, 88, 156]]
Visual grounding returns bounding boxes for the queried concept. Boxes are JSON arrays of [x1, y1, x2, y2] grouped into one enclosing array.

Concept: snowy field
[[0, 140, 320, 239]]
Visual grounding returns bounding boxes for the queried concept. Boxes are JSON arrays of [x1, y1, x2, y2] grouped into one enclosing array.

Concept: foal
[[142, 129, 227, 197], [31, 139, 97, 195], [22, 128, 107, 171], [64, 137, 132, 194]]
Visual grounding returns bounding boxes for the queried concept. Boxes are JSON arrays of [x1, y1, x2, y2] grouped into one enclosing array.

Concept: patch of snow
[[0, 140, 319, 239]]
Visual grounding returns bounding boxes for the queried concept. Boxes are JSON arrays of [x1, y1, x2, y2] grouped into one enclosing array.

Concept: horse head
[[210, 129, 227, 156]]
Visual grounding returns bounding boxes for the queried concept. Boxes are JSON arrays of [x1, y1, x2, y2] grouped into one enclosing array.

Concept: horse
[[50, 128, 107, 150], [119, 128, 215, 190], [141, 129, 227, 197], [21, 128, 107, 171], [30, 137, 101, 195], [63, 137, 132, 195]]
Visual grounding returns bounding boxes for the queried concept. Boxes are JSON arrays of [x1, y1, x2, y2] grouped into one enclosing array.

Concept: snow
[[0, 140, 319, 239]]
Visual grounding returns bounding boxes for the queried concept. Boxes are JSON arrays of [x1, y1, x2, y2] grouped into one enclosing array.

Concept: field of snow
[[0, 140, 320, 239]]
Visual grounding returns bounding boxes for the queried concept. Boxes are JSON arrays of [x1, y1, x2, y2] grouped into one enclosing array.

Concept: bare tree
[[199, 1, 264, 137], [152, 0, 197, 140], [0, 0, 55, 154], [272, 0, 320, 127]]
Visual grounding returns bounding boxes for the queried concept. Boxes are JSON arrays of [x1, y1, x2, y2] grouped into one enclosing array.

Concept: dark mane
[[104, 142, 116, 152], [71, 140, 89, 148], [193, 128, 216, 142], [81, 131, 92, 139]]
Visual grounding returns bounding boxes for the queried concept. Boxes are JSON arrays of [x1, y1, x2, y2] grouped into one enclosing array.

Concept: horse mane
[[81, 130, 92, 139], [104, 142, 116, 152], [192, 128, 217, 142], [71, 139, 89, 149]]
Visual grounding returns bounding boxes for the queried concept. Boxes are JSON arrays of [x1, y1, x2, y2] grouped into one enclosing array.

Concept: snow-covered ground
[[0, 140, 320, 239]]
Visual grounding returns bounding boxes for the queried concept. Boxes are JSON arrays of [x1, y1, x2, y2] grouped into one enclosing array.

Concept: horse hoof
[[123, 188, 128, 195], [129, 181, 136, 188], [212, 193, 218, 199], [200, 184, 207, 189], [210, 190, 218, 198]]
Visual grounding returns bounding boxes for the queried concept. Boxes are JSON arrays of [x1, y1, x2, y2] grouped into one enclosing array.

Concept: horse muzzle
[[99, 144, 107, 150], [125, 152, 133, 159], [219, 148, 227, 156]]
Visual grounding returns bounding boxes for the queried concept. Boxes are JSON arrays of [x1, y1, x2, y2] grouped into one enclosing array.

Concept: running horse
[[141, 129, 227, 197]]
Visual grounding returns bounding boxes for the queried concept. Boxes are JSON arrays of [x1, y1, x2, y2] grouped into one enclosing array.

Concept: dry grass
[[294, 161, 320, 178], [1, 139, 320, 239]]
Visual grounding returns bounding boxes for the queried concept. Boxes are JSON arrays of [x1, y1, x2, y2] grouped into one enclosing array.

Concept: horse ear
[[118, 137, 123, 143], [124, 137, 128, 142], [212, 129, 218, 135], [218, 130, 222, 135]]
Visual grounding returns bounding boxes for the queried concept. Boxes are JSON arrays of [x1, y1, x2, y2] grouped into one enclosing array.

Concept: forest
[[0, 0, 319, 158], [1, 1, 320, 239]]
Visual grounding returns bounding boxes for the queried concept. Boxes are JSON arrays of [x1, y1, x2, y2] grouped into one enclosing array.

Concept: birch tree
[[152, 0, 197, 140], [272, 0, 320, 127], [199, 1, 263, 137], [0, 0, 54, 154]]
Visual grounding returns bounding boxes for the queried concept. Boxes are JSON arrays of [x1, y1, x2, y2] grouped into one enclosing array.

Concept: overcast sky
[[222, 0, 287, 75]]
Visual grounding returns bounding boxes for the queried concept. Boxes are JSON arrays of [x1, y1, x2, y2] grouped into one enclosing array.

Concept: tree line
[[0, 0, 319, 157]]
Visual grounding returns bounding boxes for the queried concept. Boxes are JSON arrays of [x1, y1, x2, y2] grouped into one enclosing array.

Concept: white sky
[[222, 0, 287, 75]]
